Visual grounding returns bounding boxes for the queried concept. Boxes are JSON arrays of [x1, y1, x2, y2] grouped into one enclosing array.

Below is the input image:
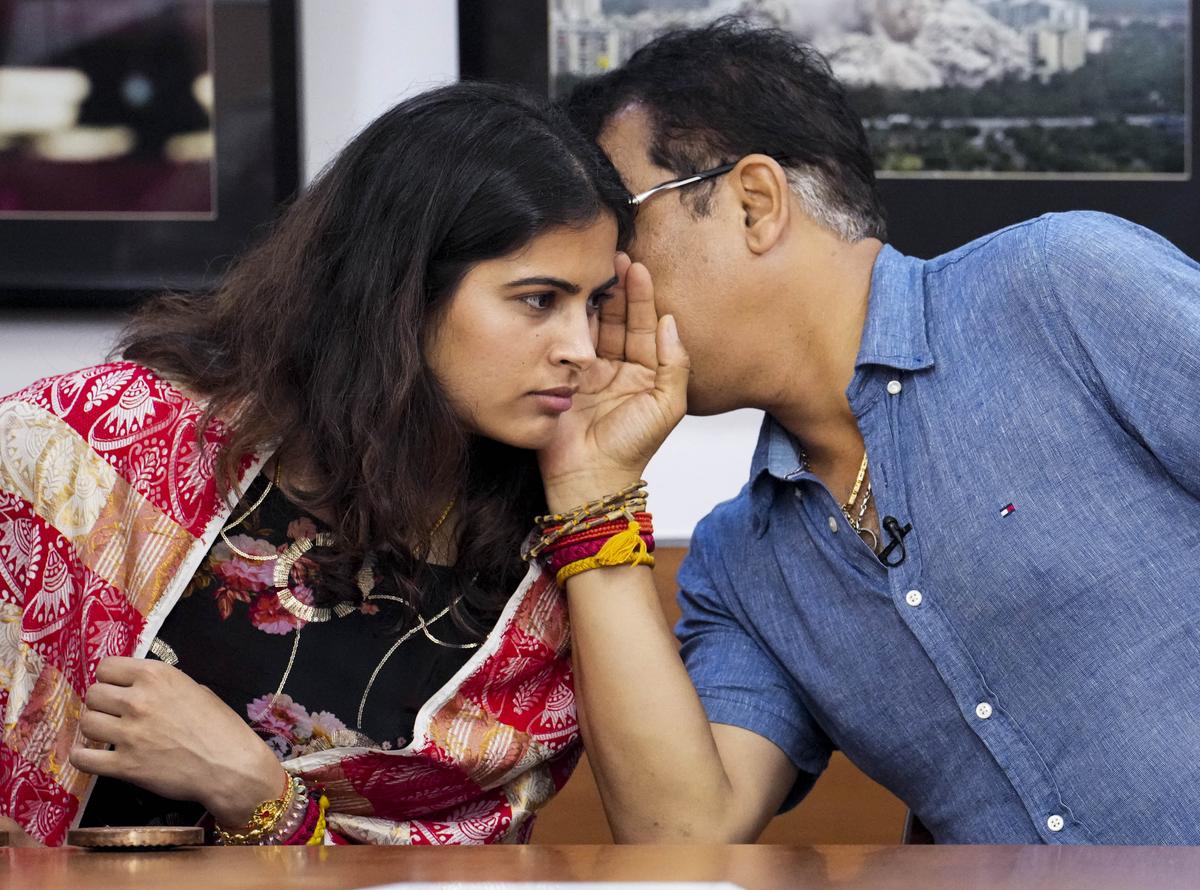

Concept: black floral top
[[82, 474, 485, 828]]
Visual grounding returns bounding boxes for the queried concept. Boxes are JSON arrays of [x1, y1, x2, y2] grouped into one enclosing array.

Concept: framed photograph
[[460, 0, 1198, 258], [0, 0, 300, 306]]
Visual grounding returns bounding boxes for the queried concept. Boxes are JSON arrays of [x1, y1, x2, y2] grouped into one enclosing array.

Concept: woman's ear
[[730, 154, 790, 255]]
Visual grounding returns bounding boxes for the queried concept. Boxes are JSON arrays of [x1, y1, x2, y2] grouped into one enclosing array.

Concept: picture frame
[[458, 0, 1198, 260], [0, 0, 301, 307]]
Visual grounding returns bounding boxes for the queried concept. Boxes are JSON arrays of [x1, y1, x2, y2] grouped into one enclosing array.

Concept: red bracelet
[[542, 514, 653, 552], [546, 533, 656, 573], [550, 524, 654, 552], [540, 512, 652, 541]]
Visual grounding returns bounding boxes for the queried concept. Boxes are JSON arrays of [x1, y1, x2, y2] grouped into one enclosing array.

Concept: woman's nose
[[549, 310, 598, 369]]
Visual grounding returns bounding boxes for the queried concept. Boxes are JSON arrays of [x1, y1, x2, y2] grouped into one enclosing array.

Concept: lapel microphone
[[878, 516, 912, 568]]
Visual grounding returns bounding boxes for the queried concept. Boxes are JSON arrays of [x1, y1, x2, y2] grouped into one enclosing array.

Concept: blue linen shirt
[[677, 211, 1200, 844]]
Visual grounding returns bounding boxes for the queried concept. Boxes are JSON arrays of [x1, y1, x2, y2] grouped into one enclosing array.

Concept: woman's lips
[[531, 388, 575, 413]]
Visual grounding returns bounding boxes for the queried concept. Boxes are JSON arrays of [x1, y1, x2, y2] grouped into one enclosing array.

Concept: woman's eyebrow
[[504, 274, 619, 295], [592, 275, 619, 294], [505, 276, 579, 293]]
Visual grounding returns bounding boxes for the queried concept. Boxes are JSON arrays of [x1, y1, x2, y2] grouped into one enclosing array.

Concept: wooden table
[[4, 844, 1200, 889]]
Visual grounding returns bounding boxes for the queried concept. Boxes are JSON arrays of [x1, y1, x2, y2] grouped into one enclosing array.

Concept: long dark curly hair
[[118, 81, 633, 636]]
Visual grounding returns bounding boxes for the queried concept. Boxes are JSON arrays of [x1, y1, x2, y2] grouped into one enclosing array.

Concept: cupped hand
[[539, 253, 689, 511], [69, 656, 286, 827]]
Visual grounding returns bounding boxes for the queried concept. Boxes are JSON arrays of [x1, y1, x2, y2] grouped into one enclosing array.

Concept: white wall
[[300, 0, 459, 181], [0, 0, 760, 541]]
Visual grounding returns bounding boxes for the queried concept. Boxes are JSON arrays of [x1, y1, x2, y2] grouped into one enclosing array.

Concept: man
[[559, 19, 1200, 844]]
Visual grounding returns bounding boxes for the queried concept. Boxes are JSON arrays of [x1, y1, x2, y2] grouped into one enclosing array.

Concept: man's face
[[598, 105, 741, 413]]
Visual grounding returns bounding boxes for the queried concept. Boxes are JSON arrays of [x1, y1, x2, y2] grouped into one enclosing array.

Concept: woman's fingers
[[69, 743, 122, 779], [653, 315, 690, 418], [597, 253, 630, 361], [78, 707, 123, 745], [94, 655, 144, 687], [85, 682, 130, 717], [623, 261, 659, 369]]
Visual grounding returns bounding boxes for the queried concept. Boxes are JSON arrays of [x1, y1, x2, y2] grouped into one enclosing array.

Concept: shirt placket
[[852, 365, 1092, 844]]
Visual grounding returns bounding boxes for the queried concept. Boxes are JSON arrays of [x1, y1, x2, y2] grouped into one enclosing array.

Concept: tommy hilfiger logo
[[1000, 503, 1017, 518]]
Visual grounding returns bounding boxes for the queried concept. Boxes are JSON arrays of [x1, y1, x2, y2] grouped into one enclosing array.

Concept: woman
[[0, 82, 687, 846]]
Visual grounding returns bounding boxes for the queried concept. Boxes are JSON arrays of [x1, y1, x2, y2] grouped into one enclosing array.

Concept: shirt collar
[[854, 244, 933, 373], [748, 245, 933, 512], [746, 413, 805, 533], [751, 412, 806, 484]]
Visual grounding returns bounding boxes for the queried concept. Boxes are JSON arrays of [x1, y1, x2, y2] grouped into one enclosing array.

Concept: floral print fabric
[[83, 479, 480, 828], [3, 362, 580, 846]]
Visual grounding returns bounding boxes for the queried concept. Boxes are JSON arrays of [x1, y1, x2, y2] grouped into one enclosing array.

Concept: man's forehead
[[597, 103, 659, 189]]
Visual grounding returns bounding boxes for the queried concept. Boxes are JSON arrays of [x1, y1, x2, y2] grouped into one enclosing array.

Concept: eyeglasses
[[626, 162, 737, 214]]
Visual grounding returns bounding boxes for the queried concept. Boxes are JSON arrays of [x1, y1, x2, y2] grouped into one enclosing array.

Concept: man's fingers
[[624, 261, 659, 369], [598, 253, 631, 360]]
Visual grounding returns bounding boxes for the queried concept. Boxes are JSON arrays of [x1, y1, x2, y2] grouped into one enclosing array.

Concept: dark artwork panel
[[0, 0, 299, 306], [0, 0, 215, 217]]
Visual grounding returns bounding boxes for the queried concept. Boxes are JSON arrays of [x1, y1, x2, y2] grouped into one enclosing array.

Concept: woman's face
[[426, 216, 619, 450]]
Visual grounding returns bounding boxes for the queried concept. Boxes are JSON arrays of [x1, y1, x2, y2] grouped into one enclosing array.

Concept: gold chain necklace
[[219, 463, 280, 561], [219, 469, 473, 734], [840, 451, 878, 552]]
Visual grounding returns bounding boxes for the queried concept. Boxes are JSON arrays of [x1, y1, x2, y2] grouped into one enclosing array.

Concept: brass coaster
[[67, 826, 204, 850]]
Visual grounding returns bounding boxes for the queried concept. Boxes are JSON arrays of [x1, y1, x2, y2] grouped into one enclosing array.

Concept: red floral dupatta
[[0, 363, 578, 845]]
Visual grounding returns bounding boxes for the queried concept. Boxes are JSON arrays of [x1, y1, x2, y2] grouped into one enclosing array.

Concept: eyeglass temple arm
[[627, 162, 738, 207]]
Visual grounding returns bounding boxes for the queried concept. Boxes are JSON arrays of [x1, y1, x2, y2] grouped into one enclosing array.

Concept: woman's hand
[[539, 254, 689, 511], [69, 656, 287, 828]]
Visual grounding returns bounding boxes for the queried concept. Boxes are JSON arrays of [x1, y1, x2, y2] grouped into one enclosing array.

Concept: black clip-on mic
[[877, 516, 912, 568]]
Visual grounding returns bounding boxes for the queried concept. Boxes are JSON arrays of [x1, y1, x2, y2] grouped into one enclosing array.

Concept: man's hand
[[69, 656, 286, 827]]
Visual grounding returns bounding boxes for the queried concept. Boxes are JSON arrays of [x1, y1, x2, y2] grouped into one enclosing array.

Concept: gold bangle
[[215, 773, 297, 846], [526, 482, 649, 560]]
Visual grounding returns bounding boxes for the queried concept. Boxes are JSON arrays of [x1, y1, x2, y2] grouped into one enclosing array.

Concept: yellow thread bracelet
[[555, 520, 655, 586], [306, 795, 330, 846]]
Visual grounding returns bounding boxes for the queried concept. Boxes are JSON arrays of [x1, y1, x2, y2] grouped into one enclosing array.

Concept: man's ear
[[730, 154, 790, 255]]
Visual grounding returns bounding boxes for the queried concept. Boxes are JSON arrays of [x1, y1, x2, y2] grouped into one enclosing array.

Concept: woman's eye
[[587, 291, 615, 314], [521, 292, 555, 311]]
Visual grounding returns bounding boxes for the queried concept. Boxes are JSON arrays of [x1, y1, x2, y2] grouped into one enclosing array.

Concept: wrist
[[208, 760, 288, 829], [543, 469, 646, 513]]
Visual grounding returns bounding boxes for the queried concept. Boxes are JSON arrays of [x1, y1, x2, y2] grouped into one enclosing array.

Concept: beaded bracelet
[[280, 794, 321, 845], [267, 779, 312, 845], [539, 515, 652, 559], [525, 481, 649, 560], [544, 515, 653, 559], [545, 513, 653, 548]]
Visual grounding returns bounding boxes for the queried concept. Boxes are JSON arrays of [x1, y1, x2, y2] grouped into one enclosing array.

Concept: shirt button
[[975, 702, 993, 720], [886, 379, 902, 395], [1047, 814, 1064, 832], [827, 516, 839, 533], [904, 590, 922, 607]]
